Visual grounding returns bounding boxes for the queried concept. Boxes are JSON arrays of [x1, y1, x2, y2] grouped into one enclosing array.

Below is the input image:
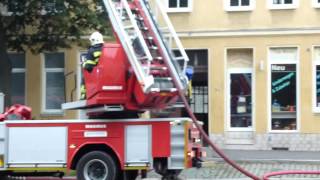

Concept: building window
[[190, 86, 208, 113], [6, 0, 64, 14], [229, 70, 252, 128], [226, 48, 254, 130], [167, 0, 192, 12], [313, 0, 320, 8], [313, 47, 320, 112], [224, 0, 255, 11], [42, 52, 65, 114], [9, 53, 26, 105], [269, 47, 298, 131], [41, 0, 64, 13], [268, 0, 299, 9]]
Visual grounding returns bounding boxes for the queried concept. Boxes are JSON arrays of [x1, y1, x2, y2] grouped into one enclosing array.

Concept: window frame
[[41, 52, 65, 115], [10, 52, 26, 105], [224, 47, 255, 132], [312, 0, 320, 8], [267, 46, 300, 133], [166, 0, 193, 13], [224, 0, 255, 12], [227, 68, 254, 131], [312, 46, 320, 113], [267, 0, 299, 10], [1, 0, 64, 16]]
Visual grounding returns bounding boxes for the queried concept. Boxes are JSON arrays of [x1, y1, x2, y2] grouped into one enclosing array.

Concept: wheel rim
[[83, 159, 108, 180]]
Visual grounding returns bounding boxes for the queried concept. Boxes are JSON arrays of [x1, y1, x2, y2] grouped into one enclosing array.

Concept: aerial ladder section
[[62, 0, 190, 113]]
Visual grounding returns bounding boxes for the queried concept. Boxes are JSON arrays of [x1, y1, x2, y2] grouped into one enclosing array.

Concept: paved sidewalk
[[205, 148, 320, 162], [23, 148, 320, 180], [143, 148, 320, 179]]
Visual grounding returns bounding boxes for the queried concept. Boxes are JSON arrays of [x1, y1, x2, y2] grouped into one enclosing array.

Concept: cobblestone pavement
[[142, 161, 320, 179]]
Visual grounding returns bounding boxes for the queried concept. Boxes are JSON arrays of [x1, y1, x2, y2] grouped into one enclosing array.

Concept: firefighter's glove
[[84, 64, 95, 73]]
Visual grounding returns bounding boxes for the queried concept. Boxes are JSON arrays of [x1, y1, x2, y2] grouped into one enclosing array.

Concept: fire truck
[[0, 0, 204, 179]]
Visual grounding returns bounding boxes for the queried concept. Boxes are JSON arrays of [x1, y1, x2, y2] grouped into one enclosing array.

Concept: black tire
[[123, 170, 138, 180], [76, 151, 119, 180], [0, 175, 9, 180]]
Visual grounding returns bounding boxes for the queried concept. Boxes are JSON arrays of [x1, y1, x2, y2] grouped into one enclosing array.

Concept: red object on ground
[[263, 170, 320, 180], [0, 104, 32, 121]]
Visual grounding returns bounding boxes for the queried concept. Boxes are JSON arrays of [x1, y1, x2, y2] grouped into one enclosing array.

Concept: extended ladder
[[102, 0, 189, 93]]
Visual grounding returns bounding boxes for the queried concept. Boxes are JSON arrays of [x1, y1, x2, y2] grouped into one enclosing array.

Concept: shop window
[[9, 53, 26, 105], [167, 0, 192, 12], [224, 0, 255, 11], [226, 48, 254, 130], [269, 47, 298, 131], [42, 52, 65, 114], [271, 64, 296, 130], [268, 0, 299, 9]]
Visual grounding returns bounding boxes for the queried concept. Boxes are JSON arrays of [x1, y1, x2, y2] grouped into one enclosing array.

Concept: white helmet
[[89, 31, 104, 46]]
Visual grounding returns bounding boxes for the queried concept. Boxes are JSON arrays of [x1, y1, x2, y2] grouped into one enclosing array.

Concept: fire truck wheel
[[76, 151, 119, 180]]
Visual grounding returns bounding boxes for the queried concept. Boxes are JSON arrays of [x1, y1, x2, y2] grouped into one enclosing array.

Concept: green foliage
[[0, 0, 111, 53]]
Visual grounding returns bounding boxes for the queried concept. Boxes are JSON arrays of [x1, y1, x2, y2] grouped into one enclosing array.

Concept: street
[[18, 161, 320, 180]]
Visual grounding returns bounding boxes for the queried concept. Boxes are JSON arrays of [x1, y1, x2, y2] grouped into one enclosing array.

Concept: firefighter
[[80, 31, 104, 100], [186, 66, 194, 100]]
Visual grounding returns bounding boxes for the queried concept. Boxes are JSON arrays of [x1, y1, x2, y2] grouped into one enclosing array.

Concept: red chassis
[[2, 118, 203, 178]]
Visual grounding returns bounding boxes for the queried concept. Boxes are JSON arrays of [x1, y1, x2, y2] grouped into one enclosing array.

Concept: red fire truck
[[0, 0, 204, 179]]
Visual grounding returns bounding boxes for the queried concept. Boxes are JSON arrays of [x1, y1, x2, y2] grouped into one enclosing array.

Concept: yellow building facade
[[7, 0, 320, 150], [166, 0, 320, 150]]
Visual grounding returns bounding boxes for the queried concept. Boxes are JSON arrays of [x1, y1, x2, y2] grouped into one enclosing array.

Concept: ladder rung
[[140, 26, 149, 31], [150, 88, 177, 92], [138, 56, 149, 60], [149, 46, 158, 50], [154, 56, 163, 60], [131, 7, 139, 13], [174, 56, 185, 61], [145, 36, 153, 41], [121, 16, 129, 21], [143, 65, 167, 71], [150, 65, 167, 70], [136, 17, 144, 21], [154, 77, 172, 81], [124, 25, 134, 29]]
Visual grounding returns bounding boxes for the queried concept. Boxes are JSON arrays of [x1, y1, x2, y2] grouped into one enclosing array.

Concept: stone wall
[[210, 132, 320, 151]]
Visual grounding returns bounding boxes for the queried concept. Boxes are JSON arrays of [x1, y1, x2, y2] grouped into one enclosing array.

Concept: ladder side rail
[[138, 0, 187, 90], [153, 0, 190, 75], [102, 0, 154, 91], [121, 0, 154, 76]]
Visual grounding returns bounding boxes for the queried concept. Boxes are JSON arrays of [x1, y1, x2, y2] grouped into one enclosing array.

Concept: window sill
[[313, 107, 320, 113], [225, 7, 254, 12], [41, 111, 65, 117], [268, 5, 298, 10], [269, 130, 299, 133], [166, 8, 192, 13]]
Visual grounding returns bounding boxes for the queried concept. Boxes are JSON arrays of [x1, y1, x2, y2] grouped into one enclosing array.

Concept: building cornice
[[176, 27, 320, 38]]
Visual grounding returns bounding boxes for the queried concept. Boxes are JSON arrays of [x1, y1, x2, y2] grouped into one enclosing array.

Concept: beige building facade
[[7, 0, 320, 151], [167, 0, 320, 151]]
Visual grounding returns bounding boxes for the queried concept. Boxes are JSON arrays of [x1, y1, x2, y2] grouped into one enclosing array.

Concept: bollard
[[0, 93, 4, 113]]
